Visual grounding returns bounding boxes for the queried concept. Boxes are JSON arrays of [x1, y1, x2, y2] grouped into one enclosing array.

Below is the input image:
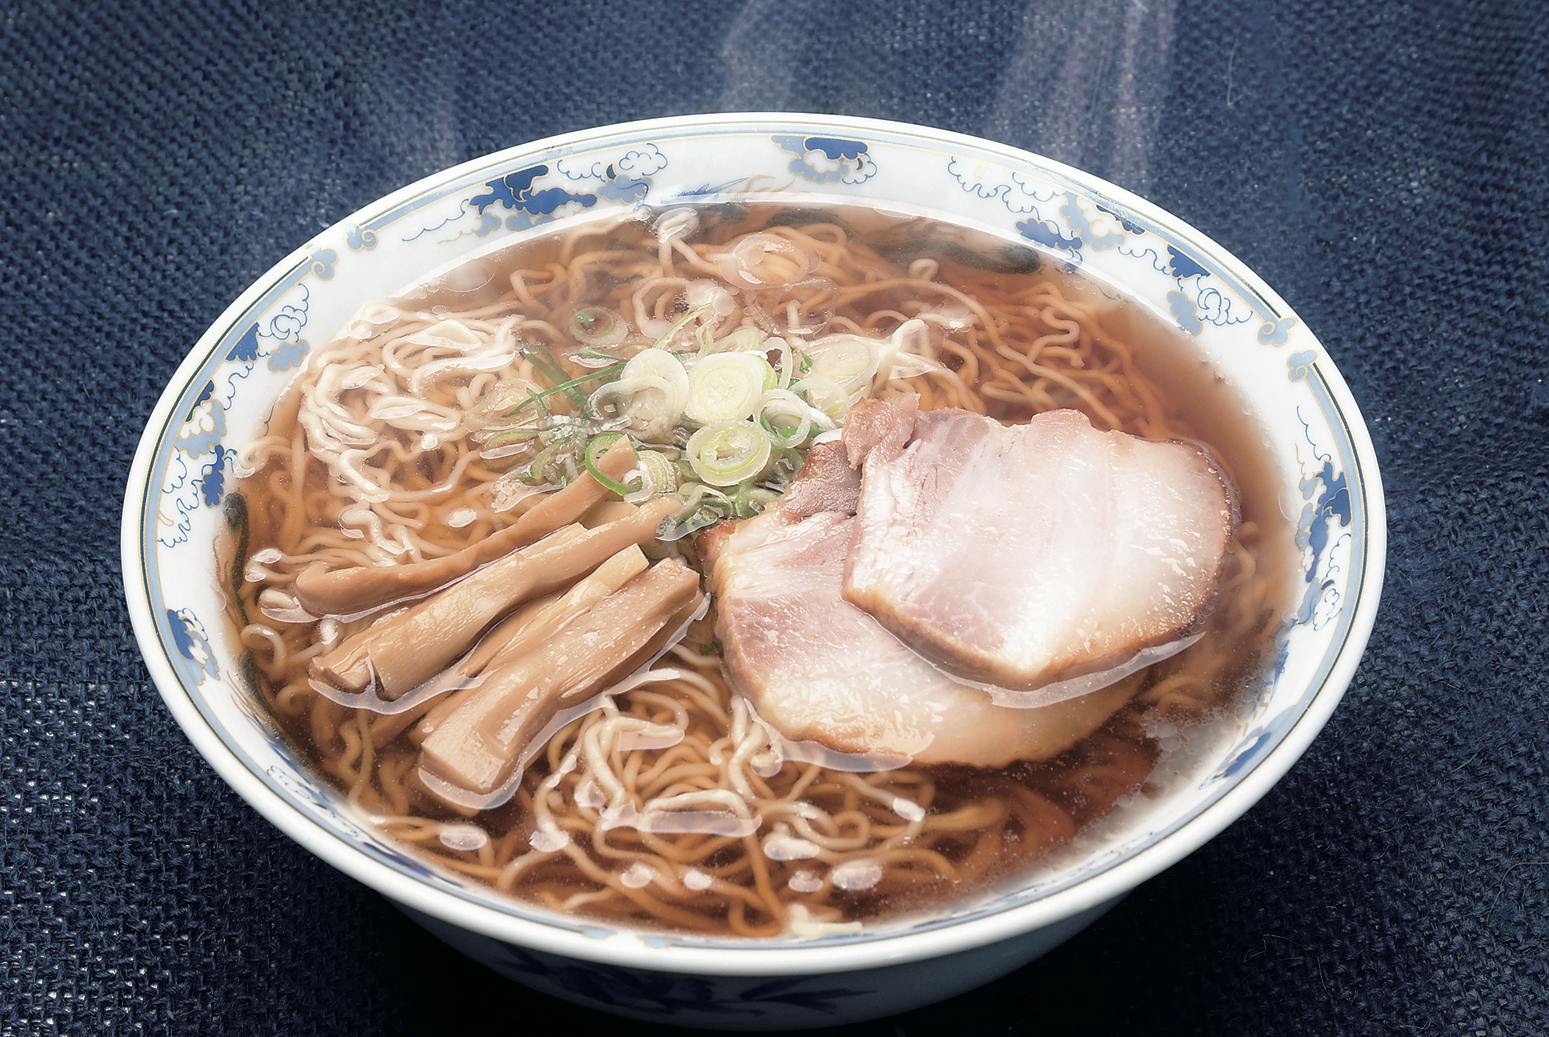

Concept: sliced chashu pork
[[843, 397, 1238, 705], [699, 444, 1136, 767]]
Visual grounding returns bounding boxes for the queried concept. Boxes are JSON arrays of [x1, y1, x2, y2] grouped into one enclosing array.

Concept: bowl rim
[[121, 111, 1386, 976]]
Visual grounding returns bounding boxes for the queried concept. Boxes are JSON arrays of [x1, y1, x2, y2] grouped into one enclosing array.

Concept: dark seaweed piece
[[762, 207, 860, 237], [641, 201, 750, 242], [219, 491, 250, 613], [874, 233, 1043, 274]]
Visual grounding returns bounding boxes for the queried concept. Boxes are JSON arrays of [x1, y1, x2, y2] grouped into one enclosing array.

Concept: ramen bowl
[[121, 113, 1385, 1029]]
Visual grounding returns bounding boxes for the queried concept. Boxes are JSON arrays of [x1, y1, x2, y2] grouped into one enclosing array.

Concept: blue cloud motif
[[1166, 246, 1209, 282], [1167, 289, 1203, 335], [309, 249, 337, 280], [1284, 394, 1353, 627], [1298, 458, 1350, 583], [1094, 203, 1144, 234], [557, 143, 668, 181], [346, 224, 378, 251], [1193, 286, 1253, 328], [1060, 192, 1144, 253], [598, 176, 651, 203], [404, 203, 473, 243], [948, 157, 1009, 200], [805, 137, 865, 161], [1218, 728, 1274, 780], [1258, 316, 1297, 344], [503, 212, 544, 233], [175, 388, 226, 456], [775, 135, 877, 185], [226, 323, 261, 362], [265, 295, 309, 341], [1016, 214, 1082, 255], [267, 339, 310, 370], [556, 144, 668, 205], [167, 607, 218, 680], [469, 165, 597, 218], [185, 381, 214, 420], [945, 158, 1052, 213], [200, 445, 230, 507]]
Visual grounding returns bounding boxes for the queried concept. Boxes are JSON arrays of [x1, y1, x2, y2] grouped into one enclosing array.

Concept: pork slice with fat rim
[[842, 397, 1238, 705], [698, 492, 1136, 768]]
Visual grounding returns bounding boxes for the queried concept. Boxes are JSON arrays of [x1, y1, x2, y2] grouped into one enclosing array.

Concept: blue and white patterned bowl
[[120, 114, 1385, 1029]]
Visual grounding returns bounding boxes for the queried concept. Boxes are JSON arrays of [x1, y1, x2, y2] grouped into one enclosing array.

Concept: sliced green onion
[[505, 360, 625, 421], [569, 307, 628, 347], [623, 449, 680, 503], [685, 353, 770, 425], [651, 305, 711, 351], [591, 371, 685, 442], [793, 376, 854, 422], [582, 433, 632, 496], [701, 326, 762, 356], [622, 348, 690, 408], [804, 334, 881, 392], [678, 480, 731, 508], [677, 481, 732, 513], [765, 336, 795, 388], [685, 421, 773, 487], [522, 439, 571, 485], [656, 481, 733, 541], [727, 480, 783, 519], [479, 426, 545, 462], [522, 343, 587, 407], [569, 346, 629, 370], [756, 389, 814, 448], [768, 446, 807, 486]]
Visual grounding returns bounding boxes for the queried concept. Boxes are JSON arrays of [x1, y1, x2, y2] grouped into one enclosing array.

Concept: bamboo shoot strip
[[311, 497, 678, 699], [294, 439, 639, 616], [403, 546, 651, 747], [420, 560, 702, 799]]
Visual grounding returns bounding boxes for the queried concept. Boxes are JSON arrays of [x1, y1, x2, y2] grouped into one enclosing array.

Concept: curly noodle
[[224, 206, 1290, 936]]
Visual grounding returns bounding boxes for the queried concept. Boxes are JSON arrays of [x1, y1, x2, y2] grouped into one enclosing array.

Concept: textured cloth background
[[2, 0, 1546, 1033]]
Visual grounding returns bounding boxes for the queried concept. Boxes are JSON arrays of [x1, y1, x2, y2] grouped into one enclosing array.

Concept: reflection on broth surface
[[221, 203, 1295, 936]]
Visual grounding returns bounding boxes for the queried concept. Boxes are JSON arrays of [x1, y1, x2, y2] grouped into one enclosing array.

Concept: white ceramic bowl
[[121, 113, 1385, 1029]]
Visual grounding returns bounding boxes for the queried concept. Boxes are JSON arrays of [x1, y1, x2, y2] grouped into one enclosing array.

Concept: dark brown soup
[[219, 203, 1295, 936]]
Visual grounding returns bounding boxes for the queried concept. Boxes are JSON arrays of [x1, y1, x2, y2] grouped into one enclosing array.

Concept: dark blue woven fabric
[[3, 0, 1546, 1033]]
